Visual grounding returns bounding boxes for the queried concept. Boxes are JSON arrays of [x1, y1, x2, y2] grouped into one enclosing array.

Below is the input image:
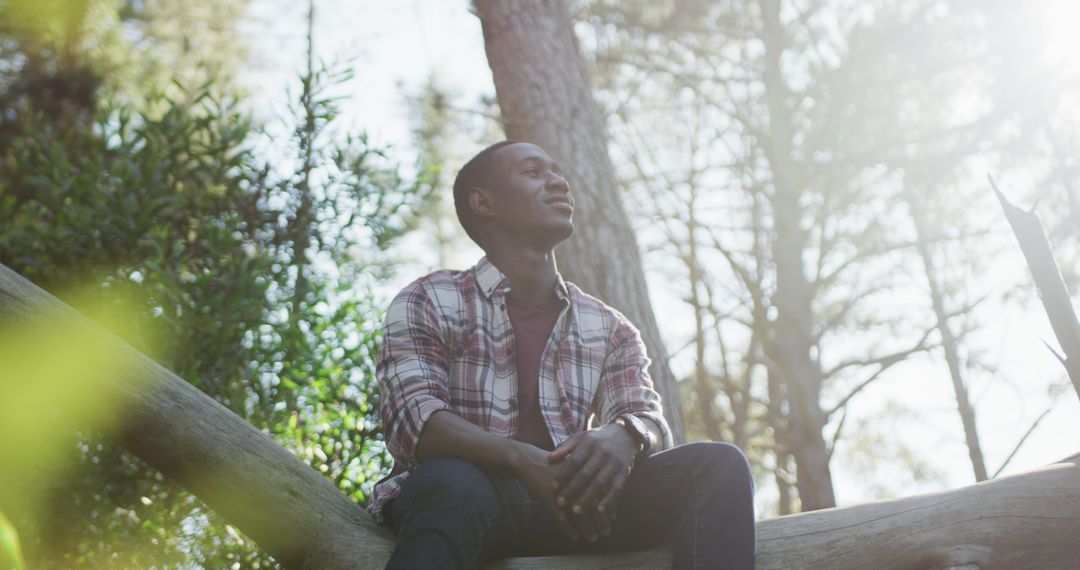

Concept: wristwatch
[[613, 414, 655, 456]]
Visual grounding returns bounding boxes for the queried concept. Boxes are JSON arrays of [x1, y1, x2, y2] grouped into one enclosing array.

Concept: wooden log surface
[[4, 262, 1080, 569]]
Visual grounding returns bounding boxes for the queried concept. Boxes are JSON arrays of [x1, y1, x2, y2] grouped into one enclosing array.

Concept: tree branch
[[992, 407, 1053, 479], [824, 327, 935, 417], [990, 176, 1080, 401]]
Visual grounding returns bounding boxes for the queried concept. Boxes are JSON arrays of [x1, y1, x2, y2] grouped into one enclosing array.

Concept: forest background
[[2, 0, 1079, 567]]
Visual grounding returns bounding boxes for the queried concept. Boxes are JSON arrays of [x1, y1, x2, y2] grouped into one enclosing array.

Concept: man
[[371, 141, 756, 569]]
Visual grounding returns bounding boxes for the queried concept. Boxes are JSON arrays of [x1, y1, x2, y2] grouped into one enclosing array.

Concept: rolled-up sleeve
[[377, 280, 452, 467], [595, 312, 674, 449]]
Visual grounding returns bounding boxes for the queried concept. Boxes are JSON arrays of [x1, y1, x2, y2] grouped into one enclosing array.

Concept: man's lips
[[545, 196, 574, 209]]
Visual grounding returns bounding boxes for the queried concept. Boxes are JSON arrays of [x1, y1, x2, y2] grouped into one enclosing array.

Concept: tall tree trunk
[[760, 0, 835, 510], [905, 189, 988, 482], [473, 0, 684, 442], [767, 368, 796, 516]]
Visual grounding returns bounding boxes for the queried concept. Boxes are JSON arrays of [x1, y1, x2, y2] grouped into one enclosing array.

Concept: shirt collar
[[473, 256, 570, 303]]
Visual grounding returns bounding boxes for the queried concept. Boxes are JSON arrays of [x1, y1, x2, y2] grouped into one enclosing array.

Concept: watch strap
[[614, 414, 654, 455]]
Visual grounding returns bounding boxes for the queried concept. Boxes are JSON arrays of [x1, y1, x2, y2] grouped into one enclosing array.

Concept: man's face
[[480, 142, 575, 247]]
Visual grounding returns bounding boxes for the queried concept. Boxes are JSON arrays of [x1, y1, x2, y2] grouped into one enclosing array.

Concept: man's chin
[[553, 222, 574, 243], [515, 220, 573, 249]]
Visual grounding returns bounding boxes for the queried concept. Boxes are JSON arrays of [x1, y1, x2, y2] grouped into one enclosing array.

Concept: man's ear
[[469, 186, 496, 220]]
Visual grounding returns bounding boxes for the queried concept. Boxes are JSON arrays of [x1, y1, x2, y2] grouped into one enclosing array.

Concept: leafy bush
[[0, 67, 423, 567]]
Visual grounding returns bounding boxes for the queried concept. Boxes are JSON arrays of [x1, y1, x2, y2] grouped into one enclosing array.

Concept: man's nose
[[547, 173, 570, 192]]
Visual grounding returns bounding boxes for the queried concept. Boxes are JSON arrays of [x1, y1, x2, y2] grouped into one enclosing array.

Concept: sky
[[238, 0, 1080, 512], [242, 0, 489, 155]]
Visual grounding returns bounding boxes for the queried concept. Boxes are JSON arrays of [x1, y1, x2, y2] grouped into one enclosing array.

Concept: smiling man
[[371, 141, 756, 569]]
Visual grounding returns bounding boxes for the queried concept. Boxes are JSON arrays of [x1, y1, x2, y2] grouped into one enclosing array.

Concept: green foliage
[[115, 0, 252, 94], [0, 64, 421, 570], [0, 510, 25, 570], [0, 0, 424, 565]]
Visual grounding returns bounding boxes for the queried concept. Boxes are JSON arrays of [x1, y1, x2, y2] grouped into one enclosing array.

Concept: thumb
[[548, 433, 583, 462]]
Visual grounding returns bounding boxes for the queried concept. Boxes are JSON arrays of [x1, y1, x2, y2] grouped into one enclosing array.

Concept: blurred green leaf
[[0, 510, 25, 570]]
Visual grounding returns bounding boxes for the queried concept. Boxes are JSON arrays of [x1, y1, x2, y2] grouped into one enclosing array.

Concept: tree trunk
[[768, 368, 796, 516], [473, 0, 684, 443], [760, 0, 835, 510], [905, 189, 988, 482], [6, 260, 1080, 568]]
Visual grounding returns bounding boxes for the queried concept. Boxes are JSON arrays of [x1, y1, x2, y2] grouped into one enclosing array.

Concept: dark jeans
[[383, 441, 756, 570]]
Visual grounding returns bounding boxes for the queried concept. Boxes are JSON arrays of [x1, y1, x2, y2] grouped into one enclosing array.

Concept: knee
[[407, 458, 499, 513], [682, 442, 753, 484]]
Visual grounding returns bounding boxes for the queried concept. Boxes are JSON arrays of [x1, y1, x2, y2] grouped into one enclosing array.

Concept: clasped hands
[[516, 424, 640, 542]]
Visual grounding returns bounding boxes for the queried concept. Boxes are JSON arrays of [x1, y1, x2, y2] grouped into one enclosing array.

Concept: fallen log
[[0, 263, 394, 568], [5, 262, 1080, 569]]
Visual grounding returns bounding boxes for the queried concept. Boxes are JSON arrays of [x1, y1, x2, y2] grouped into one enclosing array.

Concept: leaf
[[0, 510, 25, 570]]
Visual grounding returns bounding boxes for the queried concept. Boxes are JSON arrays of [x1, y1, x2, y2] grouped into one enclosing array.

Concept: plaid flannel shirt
[[368, 256, 672, 523]]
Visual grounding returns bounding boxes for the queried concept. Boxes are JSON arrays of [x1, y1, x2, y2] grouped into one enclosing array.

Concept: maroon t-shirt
[[505, 294, 562, 451]]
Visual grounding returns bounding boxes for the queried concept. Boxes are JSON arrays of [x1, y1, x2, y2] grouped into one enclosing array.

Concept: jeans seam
[[664, 454, 704, 570], [684, 462, 700, 570], [627, 455, 697, 569], [466, 496, 508, 570]]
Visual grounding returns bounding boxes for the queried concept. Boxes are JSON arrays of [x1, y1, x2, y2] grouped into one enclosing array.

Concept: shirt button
[[500, 303, 506, 310], [509, 397, 518, 408]]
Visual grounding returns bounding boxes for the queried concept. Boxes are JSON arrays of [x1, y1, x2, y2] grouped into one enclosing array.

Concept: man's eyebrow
[[519, 156, 559, 170]]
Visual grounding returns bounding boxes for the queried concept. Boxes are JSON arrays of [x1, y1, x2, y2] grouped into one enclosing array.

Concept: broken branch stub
[[990, 176, 1080, 401]]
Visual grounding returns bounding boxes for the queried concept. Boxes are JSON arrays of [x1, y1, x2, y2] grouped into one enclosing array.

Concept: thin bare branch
[[824, 327, 935, 417], [991, 407, 1054, 479]]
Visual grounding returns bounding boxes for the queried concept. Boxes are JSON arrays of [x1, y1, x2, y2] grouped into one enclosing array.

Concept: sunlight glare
[[1035, 0, 1080, 75]]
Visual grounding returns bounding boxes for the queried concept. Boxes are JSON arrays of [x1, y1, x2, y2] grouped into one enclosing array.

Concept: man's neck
[[484, 246, 561, 307]]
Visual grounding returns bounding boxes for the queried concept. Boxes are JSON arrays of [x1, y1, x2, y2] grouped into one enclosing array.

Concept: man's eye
[[525, 169, 539, 176]]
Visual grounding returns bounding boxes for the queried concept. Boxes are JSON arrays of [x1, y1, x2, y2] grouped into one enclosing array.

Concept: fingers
[[553, 506, 581, 541], [548, 432, 584, 462], [551, 430, 635, 540], [567, 504, 604, 542], [576, 462, 618, 510], [570, 463, 620, 538], [551, 502, 591, 541], [596, 467, 629, 521], [553, 462, 608, 542], [597, 501, 618, 524], [555, 438, 620, 510], [587, 504, 612, 537], [554, 450, 582, 492], [540, 495, 581, 541], [557, 454, 602, 508], [554, 434, 598, 492]]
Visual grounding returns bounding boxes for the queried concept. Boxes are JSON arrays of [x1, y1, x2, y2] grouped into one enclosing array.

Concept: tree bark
[[473, 0, 684, 443], [760, 0, 835, 510], [6, 261, 1080, 568]]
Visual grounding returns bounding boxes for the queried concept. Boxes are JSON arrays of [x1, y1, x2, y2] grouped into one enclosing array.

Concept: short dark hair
[[453, 140, 522, 245]]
